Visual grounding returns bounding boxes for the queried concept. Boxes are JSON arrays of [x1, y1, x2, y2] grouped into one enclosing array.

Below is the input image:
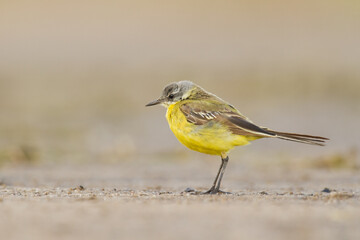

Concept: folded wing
[[180, 101, 274, 137], [180, 100, 329, 146]]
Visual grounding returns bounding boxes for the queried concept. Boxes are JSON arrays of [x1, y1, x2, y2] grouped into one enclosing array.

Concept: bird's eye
[[168, 94, 174, 99]]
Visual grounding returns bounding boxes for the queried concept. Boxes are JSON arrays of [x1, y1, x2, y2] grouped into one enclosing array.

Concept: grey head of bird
[[146, 80, 199, 107]]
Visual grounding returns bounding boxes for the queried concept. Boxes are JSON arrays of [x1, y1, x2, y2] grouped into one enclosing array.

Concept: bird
[[146, 80, 329, 194]]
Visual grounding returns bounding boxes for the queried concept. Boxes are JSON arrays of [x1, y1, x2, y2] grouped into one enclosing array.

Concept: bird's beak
[[145, 98, 163, 107]]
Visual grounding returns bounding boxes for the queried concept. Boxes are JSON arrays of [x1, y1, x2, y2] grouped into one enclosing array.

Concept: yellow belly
[[166, 102, 258, 156]]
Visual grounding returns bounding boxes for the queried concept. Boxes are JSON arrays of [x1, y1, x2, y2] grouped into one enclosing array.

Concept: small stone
[[184, 187, 195, 193], [321, 188, 332, 193]]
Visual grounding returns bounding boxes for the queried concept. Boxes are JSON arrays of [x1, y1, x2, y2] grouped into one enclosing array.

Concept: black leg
[[203, 156, 230, 194], [215, 156, 229, 191], [203, 158, 224, 194]]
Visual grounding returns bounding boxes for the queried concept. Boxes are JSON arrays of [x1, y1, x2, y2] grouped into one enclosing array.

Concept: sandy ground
[[0, 162, 359, 240], [1, 2, 359, 239]]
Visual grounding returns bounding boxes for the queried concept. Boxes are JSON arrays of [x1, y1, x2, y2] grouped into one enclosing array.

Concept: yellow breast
[[166, 102, 254, 156]]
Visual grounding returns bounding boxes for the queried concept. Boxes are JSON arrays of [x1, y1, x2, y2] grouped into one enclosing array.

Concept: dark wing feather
[[226, 115, 275, 136]]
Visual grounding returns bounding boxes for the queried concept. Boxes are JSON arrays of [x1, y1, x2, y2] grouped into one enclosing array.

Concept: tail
[[264, 129, 329, 146]]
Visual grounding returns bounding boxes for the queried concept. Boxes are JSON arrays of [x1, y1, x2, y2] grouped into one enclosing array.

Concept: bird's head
[[146, 80, 196, 107]]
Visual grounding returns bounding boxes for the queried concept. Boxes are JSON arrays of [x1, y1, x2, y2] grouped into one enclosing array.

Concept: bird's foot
[[183, 187, 232, 195], [202, 186, 232, 195]]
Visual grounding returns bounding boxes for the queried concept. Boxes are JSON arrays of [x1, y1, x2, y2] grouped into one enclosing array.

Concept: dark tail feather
[[265, 130, 329, 146]]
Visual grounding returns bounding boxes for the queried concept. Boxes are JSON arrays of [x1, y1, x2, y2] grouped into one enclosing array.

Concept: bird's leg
[[203, 158, 224, 194], [214, 156, 229, 192], [203, 155, 230, 194]]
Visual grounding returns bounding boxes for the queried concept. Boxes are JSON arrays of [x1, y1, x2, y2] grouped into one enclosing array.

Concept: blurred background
[[0, 0, 359, 172]]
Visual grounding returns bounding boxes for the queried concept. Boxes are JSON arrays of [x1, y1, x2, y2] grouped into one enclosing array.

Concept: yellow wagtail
[[146, 81, 329, 194]]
